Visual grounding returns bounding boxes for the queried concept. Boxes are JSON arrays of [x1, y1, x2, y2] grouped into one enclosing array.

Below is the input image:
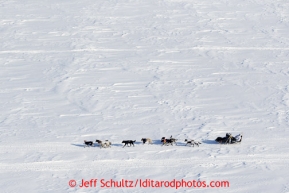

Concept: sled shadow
[[202, 140, 218, 144]]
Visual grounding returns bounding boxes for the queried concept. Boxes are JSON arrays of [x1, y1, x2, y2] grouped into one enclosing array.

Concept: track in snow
[[1, 142, 289, 172]]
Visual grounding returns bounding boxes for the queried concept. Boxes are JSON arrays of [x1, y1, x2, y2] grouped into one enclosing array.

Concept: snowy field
[[1, 0, 289, 192]]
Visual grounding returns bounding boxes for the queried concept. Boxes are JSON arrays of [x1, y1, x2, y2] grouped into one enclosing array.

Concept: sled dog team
[[84, 136, 195, 148], [83, 133, 242, 148]]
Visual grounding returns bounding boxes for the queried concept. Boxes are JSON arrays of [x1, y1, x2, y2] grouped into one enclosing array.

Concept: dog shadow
[[71, 143, 106, 148], [152, 140, 163, 145], [111, 143, 123, 147], [178, 142, 189, 146], [71, 143, 90, 148]]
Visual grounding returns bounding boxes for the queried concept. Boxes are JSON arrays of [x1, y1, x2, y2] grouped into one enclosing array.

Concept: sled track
[[1, 155, 289, 172], [1, 142, 289, 172]]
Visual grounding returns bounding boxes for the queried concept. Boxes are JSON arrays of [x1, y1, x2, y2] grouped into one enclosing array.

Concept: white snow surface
[[1, 0, 289, 192]]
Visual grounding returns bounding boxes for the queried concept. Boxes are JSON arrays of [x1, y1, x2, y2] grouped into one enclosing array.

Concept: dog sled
[[215, 133, 242, 144]]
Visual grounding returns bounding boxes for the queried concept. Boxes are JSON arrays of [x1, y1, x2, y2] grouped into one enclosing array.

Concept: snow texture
[[1, 0, 289, 192]]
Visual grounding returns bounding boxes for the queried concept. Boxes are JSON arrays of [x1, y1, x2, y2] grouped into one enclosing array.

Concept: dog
[[95, 140, 112, 148], [122, 140, 136, 148], [84, 140, 94, 147], [95, 139, 102, 144], [141, 138, 153, 145], [161, 137, 175, 146], [215, 133, 231, 144], [95, 139, 103, 148], [170, 136, 178, 145], [103, 140, 112, 148], [184, 139, 202, 147], [215, 137, 228, 144]]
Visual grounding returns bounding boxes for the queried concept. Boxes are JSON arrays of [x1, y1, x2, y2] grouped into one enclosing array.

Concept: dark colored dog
[[84, 140, 93, 147], [170, 136, 178, 145], [122, 140, 136, 148], [95, 139, 102, 144], [184, 139, 201, 147], [161, 137, 176, 146], [215, 133, 232, 144], [215, 137, 229, 144]]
